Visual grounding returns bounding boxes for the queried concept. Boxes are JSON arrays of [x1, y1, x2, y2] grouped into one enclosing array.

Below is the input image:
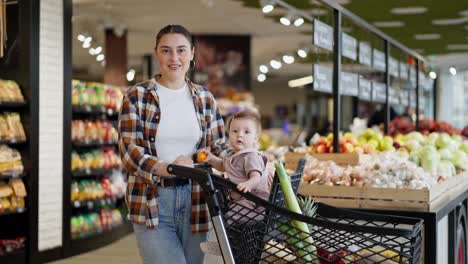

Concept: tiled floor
[[50, 234, 141, 264]]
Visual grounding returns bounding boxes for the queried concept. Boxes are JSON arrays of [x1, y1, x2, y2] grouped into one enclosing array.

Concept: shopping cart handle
[[167, 164, 210, 186]]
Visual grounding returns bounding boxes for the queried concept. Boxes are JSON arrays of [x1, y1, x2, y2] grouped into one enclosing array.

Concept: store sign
[[389, 87, 400, 105], [342, 33, 357, 60], [313, 64, 333, 93], [400, 90, 409, 107], [372, 82, 386, 103], [359, 78, 372, 101], [389, 57, 399, 77], [409, 67, 416, 87], [340, 72, 358, 96], [372, 49, 386, 72], [399, 62, 408, 80], [359, 42, 371, 66], [314, 20, 333, 51]]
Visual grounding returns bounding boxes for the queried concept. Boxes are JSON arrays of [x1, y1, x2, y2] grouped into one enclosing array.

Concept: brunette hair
[[155, 25, 193, 49], [228, 108, 262, 133]]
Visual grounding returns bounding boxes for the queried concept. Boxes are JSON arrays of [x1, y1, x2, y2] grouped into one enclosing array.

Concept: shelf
[[0, 208, 26, 217], [0, 249, 26, 264], [71, 196, 123, 209], [72, 105, 118, 118], [0, 101, 27, 110], [71, 168, 119, 178], [68, 222, 133, 257], [72, 141, 118, 148], [0, 172, 26, 180], [0, 139, 27, 146]]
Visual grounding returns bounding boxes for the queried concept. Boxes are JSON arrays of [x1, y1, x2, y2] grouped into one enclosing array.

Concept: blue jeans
[[133, 184, 207, 264]]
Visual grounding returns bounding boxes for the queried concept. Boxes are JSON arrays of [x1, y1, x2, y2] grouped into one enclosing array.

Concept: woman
[[118, 24, 229, 264]]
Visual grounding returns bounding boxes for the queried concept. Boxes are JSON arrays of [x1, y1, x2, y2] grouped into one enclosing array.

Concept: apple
[[316, 144, 328, 154], [343, 143, 354, 153]]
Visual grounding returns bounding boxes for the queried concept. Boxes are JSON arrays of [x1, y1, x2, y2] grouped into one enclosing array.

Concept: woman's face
[[155, 33, 194, 81]]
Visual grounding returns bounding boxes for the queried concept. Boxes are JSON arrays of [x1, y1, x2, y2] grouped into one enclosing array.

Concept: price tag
[[409, 67, 416, 87], [340, 72, 358, 96], [389, 57, 399, 77], [342, 33, 357, 60], [359, 78, 372, 101], [372, 82, 386, 103], [399, 62, 408, 80], [400, 90, 409, 107], [373, 49, 386, 72], [313, 64, 333, 93], [314, 20, 333, 51], [359, 42, 371, 66], [389, 87, 400, 105]]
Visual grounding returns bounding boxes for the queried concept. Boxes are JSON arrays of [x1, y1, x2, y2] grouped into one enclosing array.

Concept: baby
[[200, 109, 270, 259]]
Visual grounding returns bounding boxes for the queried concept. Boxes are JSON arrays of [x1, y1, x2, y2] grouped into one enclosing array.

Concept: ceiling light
[[270, 60, 282, 69], [89, 48, 96, 55], [390, 6, 428, 15], [77, 34, 85, 42], [294, 17, 305, 27], [414, 33, 440, 40], [260, 0, 275, 14], [449, 67, 457, 75], [282, 55, 295, 64], [96, 54, 105, 62], [432, 17, 468, 25], [126, 69, 136, 82], [280, 16, 291, 26], [288, 76, 313, 88], [429, 71, 437, 79], [447, 44, 468, 50], [297, 49, 308, 58], [94, 46, 102, 54], [257, 74, 266, 82], [259, 65, 269, 74], [373, 21, 405, 28], [82, 41, 91, 48], [84, 36, 92, 43]]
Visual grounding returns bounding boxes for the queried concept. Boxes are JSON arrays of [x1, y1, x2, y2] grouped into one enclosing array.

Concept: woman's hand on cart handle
[[173, 155, 195, 168]]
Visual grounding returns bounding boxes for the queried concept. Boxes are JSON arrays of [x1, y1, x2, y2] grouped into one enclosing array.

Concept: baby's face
[[229, 118, 258, 152]]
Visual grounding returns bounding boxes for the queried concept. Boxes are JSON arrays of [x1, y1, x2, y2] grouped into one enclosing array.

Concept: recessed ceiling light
[[432, 17, 468, 25], [373, 21, 405, 28], [414, 33, 441, 40], [308, 8, 327, 16], [257, 74, 266, 82], [259, 65, 269, 74], [459, 10, 468, 17], [447, 44, 468, 50], [449, 67, 457, 75], [391, 6, 428, 15]]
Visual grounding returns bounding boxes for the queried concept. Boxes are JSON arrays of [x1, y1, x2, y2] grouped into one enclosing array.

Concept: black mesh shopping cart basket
[[169, 161, 423, 264]]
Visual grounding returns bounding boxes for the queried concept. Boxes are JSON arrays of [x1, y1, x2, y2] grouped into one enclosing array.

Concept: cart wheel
[[457, 220, 466, 264]]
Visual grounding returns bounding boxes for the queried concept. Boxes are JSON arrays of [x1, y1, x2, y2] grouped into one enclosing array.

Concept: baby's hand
[[197, 149, 215, 163], [237, 181, 255, 193]]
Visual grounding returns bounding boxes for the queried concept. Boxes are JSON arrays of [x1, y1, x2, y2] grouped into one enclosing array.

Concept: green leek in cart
[[275, 161, 319, 263]]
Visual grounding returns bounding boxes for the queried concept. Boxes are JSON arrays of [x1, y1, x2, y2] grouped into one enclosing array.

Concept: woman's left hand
[[173, 156, 194, 168]]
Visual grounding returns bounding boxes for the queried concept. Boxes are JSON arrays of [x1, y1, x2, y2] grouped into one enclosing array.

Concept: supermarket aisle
[[50, 234, 141, 264]]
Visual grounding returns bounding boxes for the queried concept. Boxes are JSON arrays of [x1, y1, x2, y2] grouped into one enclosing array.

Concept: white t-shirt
[[155, 82, 201, 163]]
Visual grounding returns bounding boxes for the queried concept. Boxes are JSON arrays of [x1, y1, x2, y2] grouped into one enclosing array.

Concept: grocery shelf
[[72, 105, 118, 118], [0, 101, 27, 110], [72, 141, 118, 148], [71, 196, 123, 209], [68, 221, 133, 257], [71, 168, 118, 178], [0, 250, 26, 264], [0, 172, 26, 180]]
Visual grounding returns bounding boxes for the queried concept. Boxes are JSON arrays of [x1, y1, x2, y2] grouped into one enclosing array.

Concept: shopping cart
[[168, 162, 423, 264]]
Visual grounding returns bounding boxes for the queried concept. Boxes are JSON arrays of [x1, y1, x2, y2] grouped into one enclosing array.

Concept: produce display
[[0, 178, 26, 213], [71, 177, 125, 202], [71, 80, 124, 112], [72, 120, 118, 144], [0, 112, 26, 142], [0, 236, 26, 255], [0, 80, 24, 103], [0, 145, 23, 176], [70, 209, 124, 240], [71, 148, 121, 172], [390, 118, 462, 136]]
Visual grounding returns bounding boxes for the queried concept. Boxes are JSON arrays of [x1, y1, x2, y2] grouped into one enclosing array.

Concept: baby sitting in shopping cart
[[198, 109, 270, 258]]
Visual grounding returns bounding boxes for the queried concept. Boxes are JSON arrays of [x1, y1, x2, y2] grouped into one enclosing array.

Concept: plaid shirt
[[118, 75, 229, 231]]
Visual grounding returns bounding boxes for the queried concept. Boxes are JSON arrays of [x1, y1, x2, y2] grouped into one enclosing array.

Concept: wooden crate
[[285, 152, 360, 170], [298, 173, 468, 212]]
